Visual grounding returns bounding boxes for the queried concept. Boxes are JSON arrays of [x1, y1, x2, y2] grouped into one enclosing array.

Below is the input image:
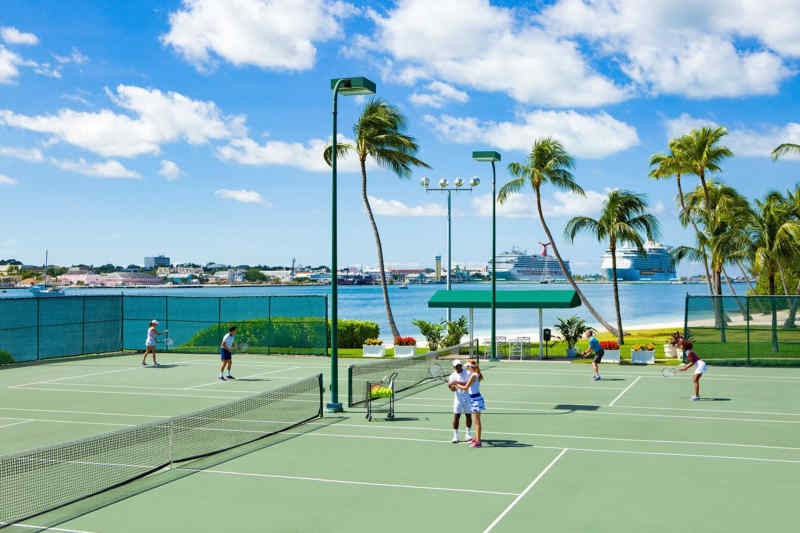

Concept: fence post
[[81, 296, 86, 355], [324, 295, 329, 358], [36, 297, 40, 360], [267, 296, 272, 355], [120, 294, 125, 352], [746, 296, 751, 366], [164, 296, 169, 353], [218, 297, 222, 350], [683, 293, 689, 363]]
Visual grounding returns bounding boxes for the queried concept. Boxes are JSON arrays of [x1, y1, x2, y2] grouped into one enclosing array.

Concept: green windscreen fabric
[[0, 294, 327, 363], [428, 289, 581, 309], [685, 295, 800, 366]]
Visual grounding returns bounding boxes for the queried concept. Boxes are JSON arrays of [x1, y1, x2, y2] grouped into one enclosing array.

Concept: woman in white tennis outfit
[[451, 359, 485, 448], [142, 320, 167, 367], [678, 340, 706, 401]]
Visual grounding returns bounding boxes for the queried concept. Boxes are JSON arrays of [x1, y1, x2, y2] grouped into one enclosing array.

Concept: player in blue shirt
[[581, 330, 604, 381]]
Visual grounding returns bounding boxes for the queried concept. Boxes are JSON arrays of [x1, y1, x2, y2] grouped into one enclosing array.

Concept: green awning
[[427, 290, 581, 309]]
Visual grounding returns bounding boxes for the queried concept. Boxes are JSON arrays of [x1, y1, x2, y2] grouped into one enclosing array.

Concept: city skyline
[[1, 1, 799, 275]]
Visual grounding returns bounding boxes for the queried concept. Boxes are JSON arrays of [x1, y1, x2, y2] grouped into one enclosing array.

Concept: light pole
[[472, 151, 501, 361], [421, 176, 479, 322], [329, 77, 375, 412]]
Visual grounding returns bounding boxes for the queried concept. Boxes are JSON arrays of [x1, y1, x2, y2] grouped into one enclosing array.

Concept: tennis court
[[2, 352, 799, 532]]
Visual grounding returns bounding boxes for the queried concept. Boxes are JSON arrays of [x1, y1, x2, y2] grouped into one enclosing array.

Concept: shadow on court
[[699, 397, 731, 401], [554, 404, 600, 411], [484, 439, 532, 448]]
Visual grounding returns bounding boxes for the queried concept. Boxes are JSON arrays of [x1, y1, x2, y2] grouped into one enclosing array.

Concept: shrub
[[335, 320, 380, 348], [394, 336, 416, 346], [363, 338, 383, 346], [600, 341, 619, 350], [413, 319, 443, 351], [0, 350, 14, 364], [443, 316, 468, 348], [554, 316, 591, 348]]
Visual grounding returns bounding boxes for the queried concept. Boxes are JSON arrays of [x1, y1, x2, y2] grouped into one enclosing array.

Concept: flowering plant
[[668, 331, 683, 347], [363, 338, 383, 346], [394, 336, 417, 346], [632, 343, 656, 351], [600, 341, 619, 350]]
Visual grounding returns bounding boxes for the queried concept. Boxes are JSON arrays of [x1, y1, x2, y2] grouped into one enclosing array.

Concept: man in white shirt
[[448, 360, 472, 443]]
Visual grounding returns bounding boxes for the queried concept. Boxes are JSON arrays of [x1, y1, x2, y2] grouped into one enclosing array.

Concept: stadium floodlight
[[439, 178, 448, 188], [420, 177, 430, 188], [328, 76, 376, 413], [470, 177, 480, 187], [454, 178, 464, 188]]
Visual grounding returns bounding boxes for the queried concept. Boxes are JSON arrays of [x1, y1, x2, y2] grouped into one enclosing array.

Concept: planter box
[[663, 344, 678, 358], [631, 350, 655, 364], [394, 345, 416, 358], [362, 345, 386, 358], [602, 349, 620, 363], [566, 347, 578, 359]]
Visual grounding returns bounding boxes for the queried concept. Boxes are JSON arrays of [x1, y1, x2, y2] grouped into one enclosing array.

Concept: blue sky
[[1, 0, 799, 274]]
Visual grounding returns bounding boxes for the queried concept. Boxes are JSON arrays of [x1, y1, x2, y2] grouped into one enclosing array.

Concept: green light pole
[[421, 176, 479, 322], [472, 151, 501, 361], [328, 77, 375, 412]]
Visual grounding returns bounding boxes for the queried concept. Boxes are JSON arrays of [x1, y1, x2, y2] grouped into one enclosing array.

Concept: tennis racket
[[662, 367, 680, 377], [162, 337, 174, 347], [429, 362, 449, 383], [239, 342, 249, 352]]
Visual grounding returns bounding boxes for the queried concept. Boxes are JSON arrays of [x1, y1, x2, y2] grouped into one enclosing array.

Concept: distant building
[[211, 270, 244, 283], [102, 272, 165, 287], [205, 263, 228, 271], [156, 267, 171, 278], [144, 255, 170, 269], [434, 256, 442, 281]]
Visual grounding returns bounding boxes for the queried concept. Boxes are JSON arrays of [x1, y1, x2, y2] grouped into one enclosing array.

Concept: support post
[[446, 190, 452, 322], [469, 307, 474, 358], [538, 308, 543, 360], [328, 79, 344, 413], [746, 297, 751, 366], [490, 160, 497, 361]]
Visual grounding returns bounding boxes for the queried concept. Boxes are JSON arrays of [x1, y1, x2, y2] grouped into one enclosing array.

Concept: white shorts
[[145, 340, 155, 347], [695, 360, 707, 375], [453, 395, 472, 414]]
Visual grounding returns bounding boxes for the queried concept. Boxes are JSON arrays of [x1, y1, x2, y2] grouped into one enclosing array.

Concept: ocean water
[[1, 282, 748, 342]]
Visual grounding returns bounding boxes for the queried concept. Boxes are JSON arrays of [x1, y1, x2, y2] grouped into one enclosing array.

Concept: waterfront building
[[144, 255, 170, 269]]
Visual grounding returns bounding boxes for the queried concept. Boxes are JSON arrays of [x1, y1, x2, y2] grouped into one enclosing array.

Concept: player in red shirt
[[679, 340, 706, 401]]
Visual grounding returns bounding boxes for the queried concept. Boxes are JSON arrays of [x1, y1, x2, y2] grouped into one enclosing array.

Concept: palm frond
[[323, 143, 354, 167], [772, 143, 800, 161]]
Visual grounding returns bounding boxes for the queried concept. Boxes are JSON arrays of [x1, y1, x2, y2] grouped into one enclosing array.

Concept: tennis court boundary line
[[482, 448, 568, 533], [608, 375, 641, 407], [1, 523, 96, 533], [180, 468, 519, 496]]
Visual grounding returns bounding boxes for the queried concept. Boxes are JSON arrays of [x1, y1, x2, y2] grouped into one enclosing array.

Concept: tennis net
[[347, 342, 475, 407], [0, 374, 323, 528]]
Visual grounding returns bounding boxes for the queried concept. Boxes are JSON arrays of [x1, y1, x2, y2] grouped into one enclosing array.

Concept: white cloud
[[0, 84, 246, 157], [162, 0, 354, 72], [1, 27, 39, 45], [425, 110, 639, 158], [539, 0, 794, 99], [664, 113, 800, 159], [0, 146, 44, 162], [409, 81, 468, 108], [50, 158, 141, 179], [0, 174, 19, 185], [368, 196, 447, 217], [0, 45, 35, 84], [54, 48, 89, 64], [363, 0, 629, 107], [217, 135, 366, 172], [33, 62, 61, 79], [158, 160, 182, 181], [472, 190, 609, 219], [214, 189, 267, 204]]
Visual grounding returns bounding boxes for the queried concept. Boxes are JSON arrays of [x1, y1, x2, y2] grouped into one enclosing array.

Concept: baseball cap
[[452, 359, 463, 367]]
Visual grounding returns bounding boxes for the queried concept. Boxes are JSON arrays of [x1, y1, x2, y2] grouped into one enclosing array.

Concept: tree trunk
[[769, 274, 778, 353], [360, 159, 401, 339], [777, 263, 790, 296], [535, 189, 619, 336], [695, 170, 716, 296], [677, 175, 714, 295], [610, 242, 624, 345], [723, 268, 748, 319], [784, 278, 800, 329], [713, 268, 726, 342], [737, 260, 766, 313]]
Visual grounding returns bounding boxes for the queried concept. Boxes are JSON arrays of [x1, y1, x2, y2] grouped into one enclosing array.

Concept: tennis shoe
[[451, 436, 459, 443], [219, 376, 226, 381], [469, 440, 482, 448], [465, 432, 472, 441], [592, 375, 601, 381], [690, 396, 699, 401], [227, 375, 235, 380], [141, 361, 146, 366]]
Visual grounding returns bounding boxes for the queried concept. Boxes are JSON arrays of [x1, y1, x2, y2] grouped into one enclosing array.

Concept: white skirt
[[695, 360, 707, 374]]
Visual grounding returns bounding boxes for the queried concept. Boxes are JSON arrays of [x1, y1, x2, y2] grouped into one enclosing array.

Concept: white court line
[[483, 367, 800, 382], [1, 523, 97, 533], [14, 366, 150, 388], [482, 448, 568, 533], [184, 468, 519, 497], [8, 386, 248, 402], [608, 376, 641, 407], [184, 366, 303, 390], [0, 419, 34, 430]]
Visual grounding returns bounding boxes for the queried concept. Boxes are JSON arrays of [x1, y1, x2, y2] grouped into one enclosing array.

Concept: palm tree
[[565, 190, 660, 345], [324, 99, 430, 338], [772, 144, 800, 160], [498, 137, 619, 336], [649, 136, 714, 296], [750, 196, 800, 351], [681, 127, 733, 215]]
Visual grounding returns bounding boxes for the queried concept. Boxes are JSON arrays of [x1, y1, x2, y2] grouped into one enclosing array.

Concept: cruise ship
[[491, 243, 570, 281], [601, 241, 677, 281]]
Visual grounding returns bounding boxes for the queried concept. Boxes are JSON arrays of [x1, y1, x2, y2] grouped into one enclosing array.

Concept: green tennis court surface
[[2, 354, 799, 532]]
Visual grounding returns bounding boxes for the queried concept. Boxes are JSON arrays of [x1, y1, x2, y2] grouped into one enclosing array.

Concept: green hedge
[[181, 317, 379, 352], [0, 350, 14, 364]]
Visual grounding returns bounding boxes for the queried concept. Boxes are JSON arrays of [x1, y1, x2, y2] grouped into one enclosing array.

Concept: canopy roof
[[427, 290, 581, 309]]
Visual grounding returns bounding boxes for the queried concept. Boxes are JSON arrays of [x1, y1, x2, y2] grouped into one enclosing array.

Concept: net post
[[266, 296, 272, 356], [746, 296, 751, 366], [168, 420, 174, 470], [318, 373, 324, 417], [347, 364, 353, 407], [165, 296, 169, 353], [81, 296, 86, 355]]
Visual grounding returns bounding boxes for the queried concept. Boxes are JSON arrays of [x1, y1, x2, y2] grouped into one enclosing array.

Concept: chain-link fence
[[685, 295, 800, 365], [0, 294, 328, 363]]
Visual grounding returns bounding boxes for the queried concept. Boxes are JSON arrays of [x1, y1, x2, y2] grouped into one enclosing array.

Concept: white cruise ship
[[490, 244, 570, 281], [601, 241, 677, 281]]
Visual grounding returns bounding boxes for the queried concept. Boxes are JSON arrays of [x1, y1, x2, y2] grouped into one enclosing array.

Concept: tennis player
[[142, 320, 167, 367], [581, 330, 604, 381], [448, 360, 473, 443], [219, 326, 238, 380], [451, 359, 484, 448], [679, 340, 706, 401]]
